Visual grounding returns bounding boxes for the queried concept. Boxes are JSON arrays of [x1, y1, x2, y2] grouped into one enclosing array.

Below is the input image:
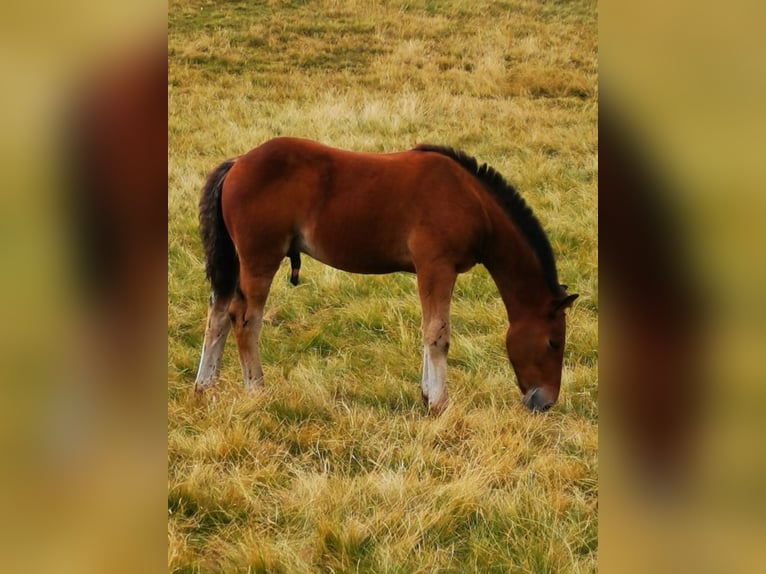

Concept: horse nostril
[[523, 387, 554, 412], [522, 387, 538, 407]]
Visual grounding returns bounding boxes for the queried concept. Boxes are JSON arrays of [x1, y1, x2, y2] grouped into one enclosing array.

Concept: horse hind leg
[[194, 293, 233, 393], [231, 268, 277, 389]]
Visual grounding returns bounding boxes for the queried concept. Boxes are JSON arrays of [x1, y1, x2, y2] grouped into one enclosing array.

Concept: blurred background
[[0, 0, 763, 571], [0, 1, 166, 572], [600, 0, 766, 571]]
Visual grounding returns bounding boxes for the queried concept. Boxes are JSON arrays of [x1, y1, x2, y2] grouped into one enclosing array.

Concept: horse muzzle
[[522, 387, 555, 412]]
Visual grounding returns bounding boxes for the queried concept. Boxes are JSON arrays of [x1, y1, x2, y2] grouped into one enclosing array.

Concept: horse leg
[[416, 264, 457, 414], [194, 293, 233, 393], [231, 268, 277, 389]]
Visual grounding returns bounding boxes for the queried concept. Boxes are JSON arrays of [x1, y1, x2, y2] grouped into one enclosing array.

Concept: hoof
[[190, 383, 208, 405], [245, 377, 266, 392], [427, 393, 449, 416]]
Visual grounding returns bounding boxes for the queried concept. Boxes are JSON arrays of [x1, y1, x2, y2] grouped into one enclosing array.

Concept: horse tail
[[199, 159, 238, 298]]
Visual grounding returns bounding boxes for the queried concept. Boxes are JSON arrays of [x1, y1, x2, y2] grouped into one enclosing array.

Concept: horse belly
[[299, 220, 415, 275]]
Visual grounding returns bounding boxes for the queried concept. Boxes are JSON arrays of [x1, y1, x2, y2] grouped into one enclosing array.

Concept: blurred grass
[[600, 1, 766, 572]]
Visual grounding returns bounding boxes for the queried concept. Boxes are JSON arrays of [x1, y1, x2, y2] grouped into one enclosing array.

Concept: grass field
[[168, 0, 597, 571]]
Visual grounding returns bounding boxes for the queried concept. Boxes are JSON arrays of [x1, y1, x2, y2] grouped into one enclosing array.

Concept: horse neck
[[483, 214, 551, 320]]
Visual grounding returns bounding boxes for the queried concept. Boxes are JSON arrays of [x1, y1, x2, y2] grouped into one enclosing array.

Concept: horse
[[193, 138, 577, 413]]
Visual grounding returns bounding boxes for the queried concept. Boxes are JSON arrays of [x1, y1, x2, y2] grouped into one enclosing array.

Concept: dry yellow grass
[[169, 0, 597, 571]]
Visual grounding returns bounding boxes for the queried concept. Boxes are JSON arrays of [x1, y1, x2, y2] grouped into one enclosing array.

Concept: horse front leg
[[194, 293, 233, 393], [416, 264, 457, 415]]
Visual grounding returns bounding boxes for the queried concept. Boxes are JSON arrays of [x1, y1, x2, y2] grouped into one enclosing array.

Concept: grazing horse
[[194, 138, 577, 413]]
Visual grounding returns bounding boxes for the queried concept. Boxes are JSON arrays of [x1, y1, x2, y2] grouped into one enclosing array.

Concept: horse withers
[[193, 138, 577, 413]]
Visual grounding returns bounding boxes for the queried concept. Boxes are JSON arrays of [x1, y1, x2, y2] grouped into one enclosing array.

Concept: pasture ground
[[168, 1, 597, 571]]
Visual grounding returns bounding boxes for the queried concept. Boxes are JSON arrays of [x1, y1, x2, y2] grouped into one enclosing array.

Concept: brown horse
[[194, 138, 577, 413]]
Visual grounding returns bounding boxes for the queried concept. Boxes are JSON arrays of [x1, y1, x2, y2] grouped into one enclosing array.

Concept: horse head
[[505, 286, 579, 412]]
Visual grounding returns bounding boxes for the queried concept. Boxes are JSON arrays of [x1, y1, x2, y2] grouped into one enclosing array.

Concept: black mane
[[413, 144, 560, 294]]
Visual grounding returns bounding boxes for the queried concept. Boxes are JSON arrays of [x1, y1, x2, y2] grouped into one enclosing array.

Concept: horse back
[[221, 138, 492, 274]]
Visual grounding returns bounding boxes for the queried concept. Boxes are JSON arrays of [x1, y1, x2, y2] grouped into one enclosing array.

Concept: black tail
[[199, 159, 238, 298]]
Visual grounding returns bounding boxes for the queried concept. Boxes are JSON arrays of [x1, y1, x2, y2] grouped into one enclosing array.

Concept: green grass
[[169, 0, 597, 571]]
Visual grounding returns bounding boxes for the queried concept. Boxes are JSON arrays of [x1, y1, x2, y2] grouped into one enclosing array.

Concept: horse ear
[[553, 293, 579, 311], [559, 284, 568, 291]]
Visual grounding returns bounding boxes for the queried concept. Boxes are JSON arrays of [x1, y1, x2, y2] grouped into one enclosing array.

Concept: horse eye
[[548, 339, 561, 350]]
